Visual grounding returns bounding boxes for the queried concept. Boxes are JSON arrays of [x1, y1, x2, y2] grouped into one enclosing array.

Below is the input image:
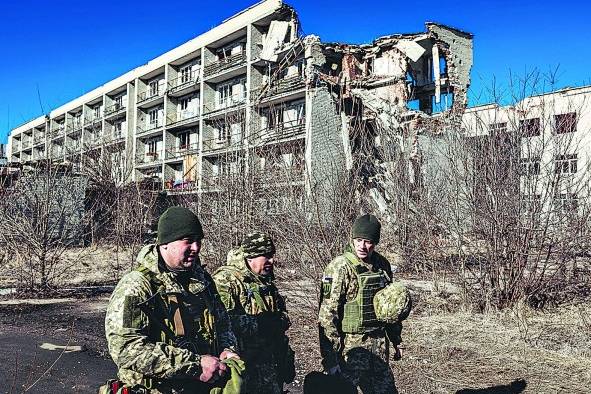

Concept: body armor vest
[[341, 252, 389, 334]]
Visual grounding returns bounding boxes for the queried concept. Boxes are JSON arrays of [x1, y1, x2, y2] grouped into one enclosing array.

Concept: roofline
[[11, 0, 285, 135]]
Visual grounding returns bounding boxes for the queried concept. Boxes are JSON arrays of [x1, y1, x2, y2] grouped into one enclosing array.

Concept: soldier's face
[[353, 238, 375, 262], [160, 236, 202, 271], [247, 254, 275, 276]]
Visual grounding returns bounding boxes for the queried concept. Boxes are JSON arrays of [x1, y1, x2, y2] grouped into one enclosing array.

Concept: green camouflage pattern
[[318, 245, 399, 394], [105, 244, 237, 392], [373, 282, 412, 324], [240, 232, 275, 258], [212, 247, 292, 394]]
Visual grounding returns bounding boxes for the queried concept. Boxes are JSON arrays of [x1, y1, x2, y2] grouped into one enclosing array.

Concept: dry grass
[[391, 295, 591, 393]]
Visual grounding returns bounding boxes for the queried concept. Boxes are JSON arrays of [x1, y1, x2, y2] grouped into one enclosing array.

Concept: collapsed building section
[[257, 20, 473, 215]]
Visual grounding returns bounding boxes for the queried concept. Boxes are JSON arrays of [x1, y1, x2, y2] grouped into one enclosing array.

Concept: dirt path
[[0, 297, 116, 394]]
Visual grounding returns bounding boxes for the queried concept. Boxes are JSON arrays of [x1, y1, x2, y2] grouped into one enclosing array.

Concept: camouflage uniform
[[213, 238, 294, 394], [105, 244, 237, 393], [318, 245, 399, 394]]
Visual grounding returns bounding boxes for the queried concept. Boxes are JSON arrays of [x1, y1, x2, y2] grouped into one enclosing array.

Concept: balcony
[[33, 134, 46, 145], [22, 136, 33, 149], [168, 72, 200, 96], [166, 110, 200, 129], [104, 103, 127, 119], [255, 122, 305, 144], [137, 88, 164, 107], [203, 95, 246, 117], [202, 136, 244, 153], [66, 142, 82, 154], [136, 120, 164, 137], [166, 142, 199, 160], [251, 74, 305, 102], [204, 51, 246, 78], [84, 116, 102, 127], [11, 141, 20, 153], [50, 126, 65, 139], [67, 122, 83, 134], [164, 179, 198, 193], [136, 151, 162, 166]]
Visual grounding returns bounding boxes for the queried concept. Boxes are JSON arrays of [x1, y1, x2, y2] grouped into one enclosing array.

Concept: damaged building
[[7, 0, 473, 218]]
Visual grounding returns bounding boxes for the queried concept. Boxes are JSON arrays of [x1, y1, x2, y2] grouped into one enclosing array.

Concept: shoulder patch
[[322, 275, 333, 299]]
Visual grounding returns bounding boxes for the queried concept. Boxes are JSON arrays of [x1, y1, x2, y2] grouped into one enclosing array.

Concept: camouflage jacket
[[105, 244, 237, 387], [212, 248, 289, 361], [318, 245, 393, 369]]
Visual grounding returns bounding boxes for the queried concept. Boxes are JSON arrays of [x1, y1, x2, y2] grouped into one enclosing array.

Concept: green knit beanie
[[351, 214, 381, 244], [157, 206, 204, 245]]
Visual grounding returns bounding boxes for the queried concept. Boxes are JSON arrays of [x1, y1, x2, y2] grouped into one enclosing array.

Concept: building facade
[[8, 0, 473, 215], [462, 85, 591, 223]]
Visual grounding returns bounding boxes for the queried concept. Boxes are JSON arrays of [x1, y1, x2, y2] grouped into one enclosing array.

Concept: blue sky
[[1, 0, 590, 143]]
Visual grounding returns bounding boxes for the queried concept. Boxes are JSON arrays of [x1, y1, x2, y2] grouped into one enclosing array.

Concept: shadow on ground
[[456, 379, 527, 394]]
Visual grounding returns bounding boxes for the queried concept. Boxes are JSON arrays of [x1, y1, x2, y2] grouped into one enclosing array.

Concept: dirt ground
[[0, 258, 590, 394]]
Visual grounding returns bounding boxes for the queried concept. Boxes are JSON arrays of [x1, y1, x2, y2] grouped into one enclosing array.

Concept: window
[[489, 122, 507, 134], [520, 157, 540, 176], [217, 83, 232, 107], [114, 95, 124, 110], [519, 118, 541, 137], [284, 101, 305, 127], [520, 194, 541, 213], [149, 108, 160, 126], [73, 113, 82, 128], [180, 98, 189, 111], [264, 108, 283, 129], [147, 139, 159, 159], [149, 80, 159, 97], [113, 122, 123, 138], [93, 105, 102, 119], [215, 122, 231, 143], [178, 131, 190, 149], [180, 65, 193, 84], [554, 193, 578, 213], [554, 112, 577, 134], [554, 154, 577, 175]]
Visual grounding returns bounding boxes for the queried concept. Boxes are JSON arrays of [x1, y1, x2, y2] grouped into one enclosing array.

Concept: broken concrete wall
[[254, 12, 473, 225], [302, 23, 473, 220]]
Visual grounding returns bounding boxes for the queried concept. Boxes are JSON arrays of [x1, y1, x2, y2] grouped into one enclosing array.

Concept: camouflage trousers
[[243, 361, 282, 394], [341, 334, 397, 394]]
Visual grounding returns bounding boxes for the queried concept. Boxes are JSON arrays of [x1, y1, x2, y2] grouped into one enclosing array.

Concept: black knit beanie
[[157, 206, 204, 245], [351, 214, 381, 244]]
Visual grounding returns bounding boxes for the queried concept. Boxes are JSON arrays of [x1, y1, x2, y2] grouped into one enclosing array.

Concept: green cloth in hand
[[209, 358, 246, 394]]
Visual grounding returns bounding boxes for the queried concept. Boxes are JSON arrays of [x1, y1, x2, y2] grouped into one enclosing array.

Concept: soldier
[[213, 232, 296, 394], [104, 206, 241, 393], [318, 214, 409, 394]]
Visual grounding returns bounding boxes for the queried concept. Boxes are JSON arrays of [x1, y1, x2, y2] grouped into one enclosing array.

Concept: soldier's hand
[[199, 355, 226, 382], [219, 350, 240, 361]]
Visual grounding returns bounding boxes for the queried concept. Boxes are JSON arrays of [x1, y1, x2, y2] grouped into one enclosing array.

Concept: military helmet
[[373, 282, 412, 324]]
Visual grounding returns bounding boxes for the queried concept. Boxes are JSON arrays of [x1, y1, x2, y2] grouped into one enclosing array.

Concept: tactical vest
[[136, 265, 218, 389], [341, 252, 389, 334]]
